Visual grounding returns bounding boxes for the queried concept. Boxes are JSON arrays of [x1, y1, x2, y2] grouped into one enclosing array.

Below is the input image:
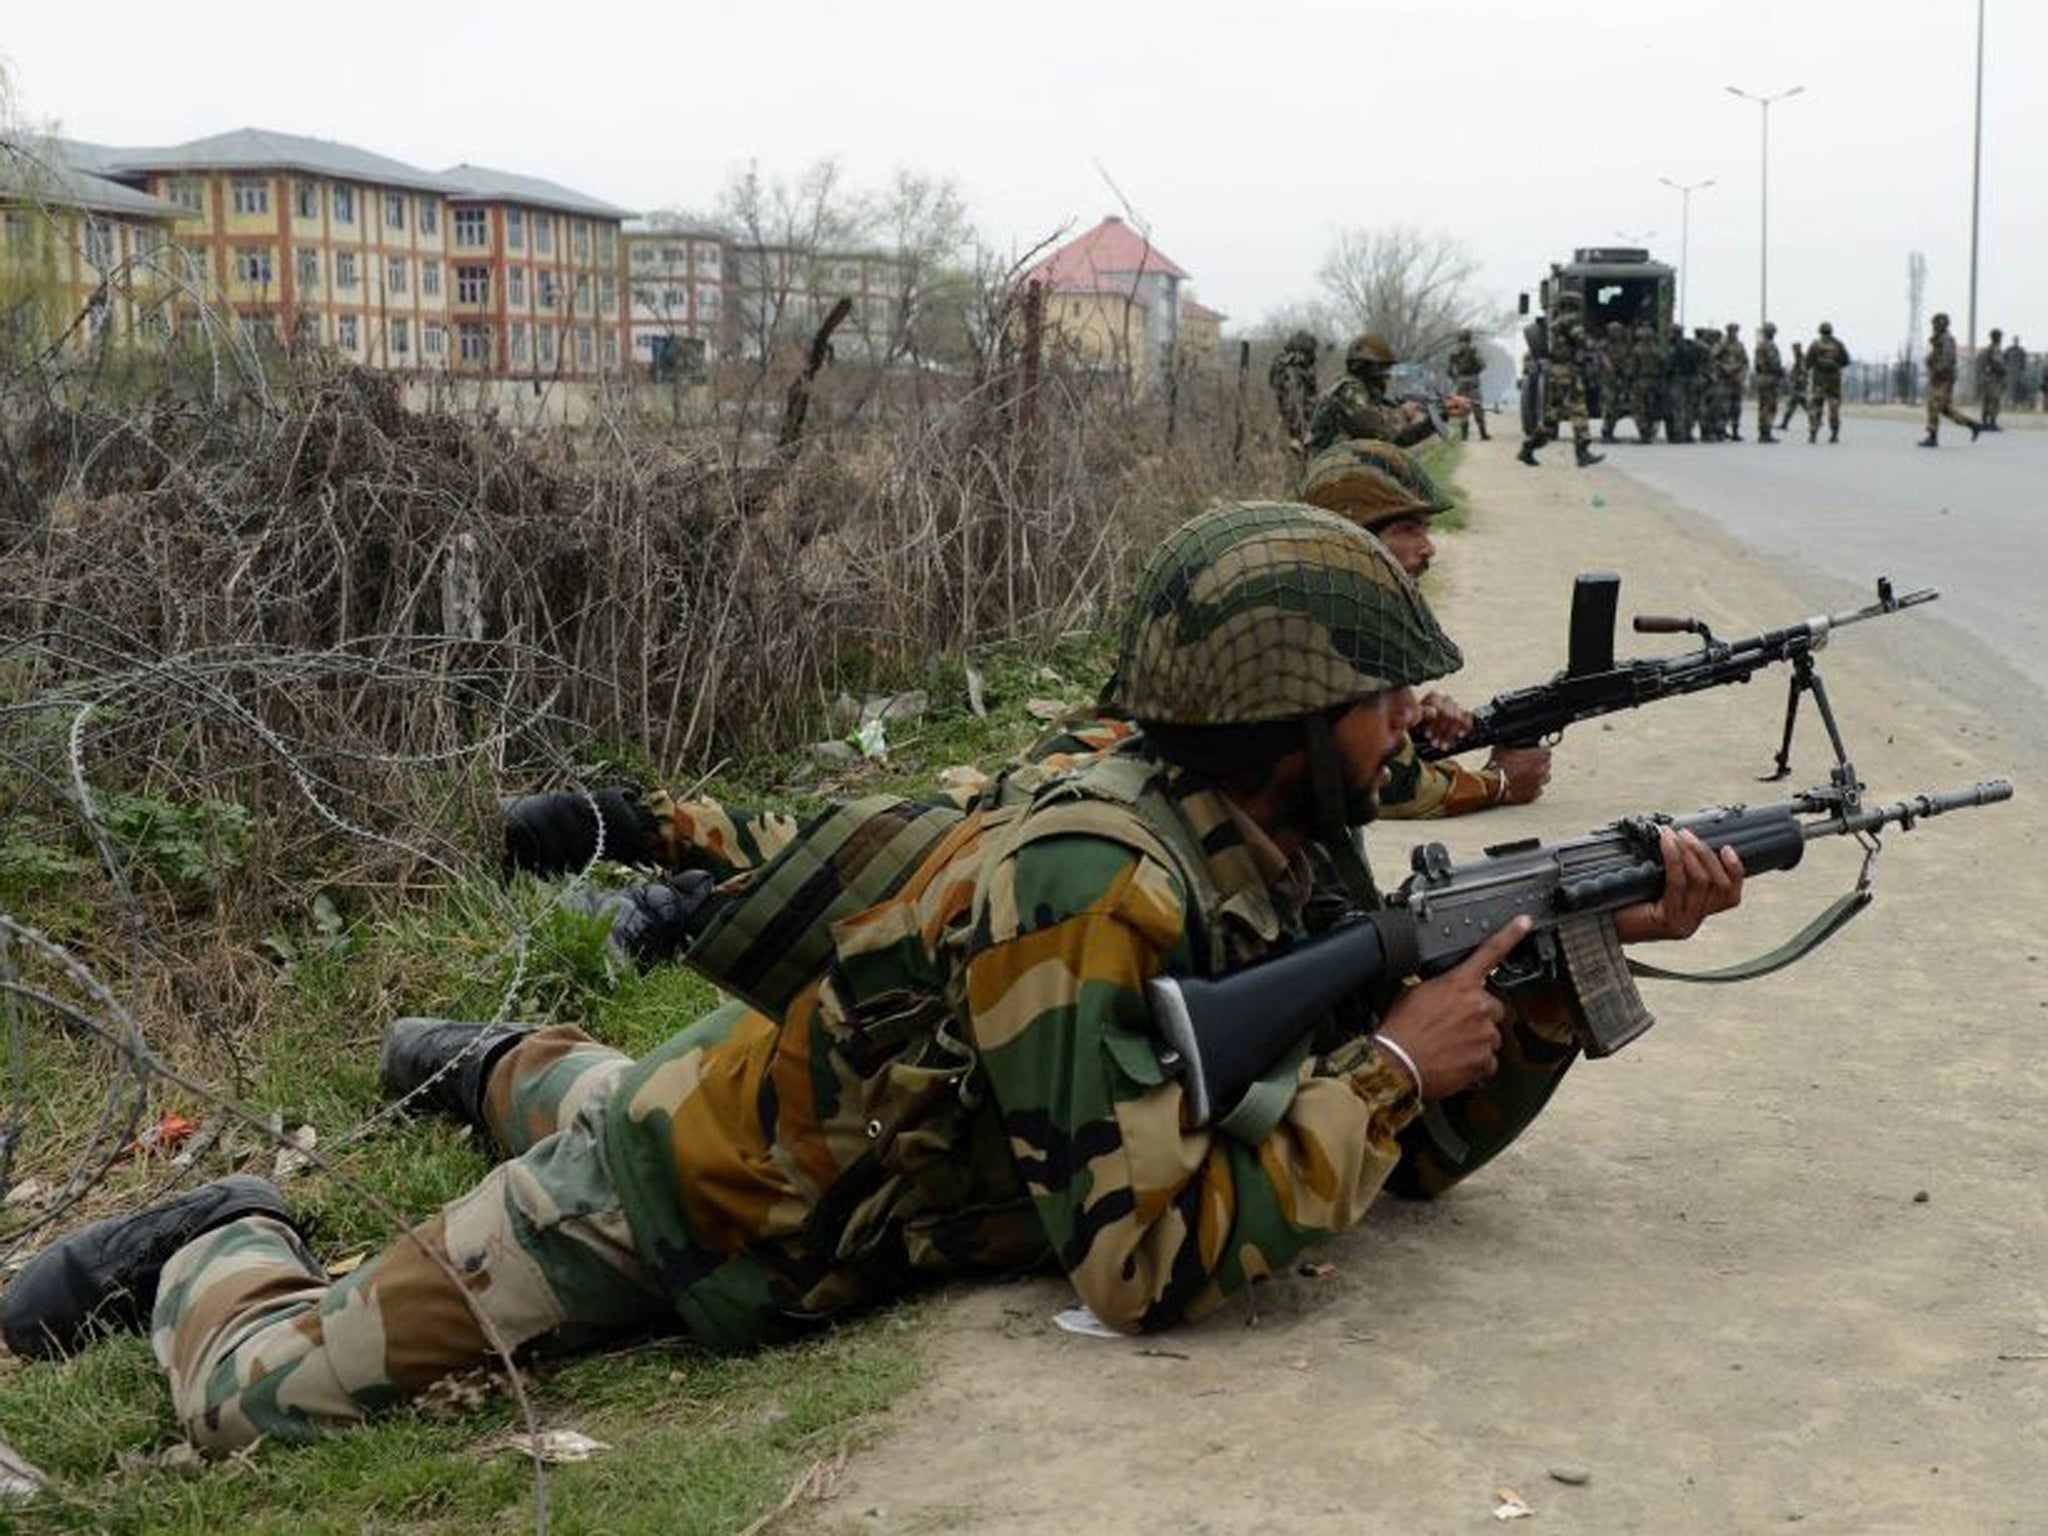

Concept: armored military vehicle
[[1519, 248, 1677, 436]]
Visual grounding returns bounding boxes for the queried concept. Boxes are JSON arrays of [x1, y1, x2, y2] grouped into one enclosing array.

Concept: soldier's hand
[[1485, 746, 1551, 804], [1375, 916, 1530, 1099], [1612, 827, 1744, 944], [1415, 691, 1475, 750], [1443, 393, 1472, 418]]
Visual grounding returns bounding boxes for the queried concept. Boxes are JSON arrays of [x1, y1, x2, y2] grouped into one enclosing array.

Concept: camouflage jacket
[[1976, 346, 2007, 384], [1628, 335, 1664, 383], [1715, 339, 1749, 384], [1268, 353, 1318, 438], [1446, 343, 1484, 385], [601, 739, 1424, 1347], [1927, 332, 1958, 384], [1752, 339, 1784, 381], [1550, 316, 1593, 377], [1306, 376, 1431, 455], [1377, 735, 1508, 818], [1807, 337, 1849, 379]]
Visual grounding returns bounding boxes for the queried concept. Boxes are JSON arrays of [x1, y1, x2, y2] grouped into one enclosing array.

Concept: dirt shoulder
[[815, 446, 2048, 1536]]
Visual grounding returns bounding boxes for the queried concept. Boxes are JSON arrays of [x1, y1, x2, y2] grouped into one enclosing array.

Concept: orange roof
[[1179, 296, 1225, 323], [1026, 215, 1190, 294]]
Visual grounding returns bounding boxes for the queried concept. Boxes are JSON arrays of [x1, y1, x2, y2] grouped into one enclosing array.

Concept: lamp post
[[1967, 0, 1985, 349], [1725, 84, 1805, 332], [1657, 177, 1714, 327]]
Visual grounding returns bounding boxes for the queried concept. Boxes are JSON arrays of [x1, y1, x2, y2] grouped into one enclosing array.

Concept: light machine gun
[[1148, 776, 2013, 1132], [1418, 575, 1937, 782]]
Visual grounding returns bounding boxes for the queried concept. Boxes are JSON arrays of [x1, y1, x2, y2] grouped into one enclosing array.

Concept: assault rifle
[[1418, 575, 1936, 781], [1148, 776, 2012, 1130]]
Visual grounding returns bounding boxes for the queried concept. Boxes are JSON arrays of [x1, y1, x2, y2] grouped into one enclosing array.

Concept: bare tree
[[1315, 226, 1503, 364]]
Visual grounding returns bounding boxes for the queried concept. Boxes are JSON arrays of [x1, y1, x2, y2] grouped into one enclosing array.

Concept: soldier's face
[[1377, 519, 1435, 579], [1334, 688, 1421, 806]]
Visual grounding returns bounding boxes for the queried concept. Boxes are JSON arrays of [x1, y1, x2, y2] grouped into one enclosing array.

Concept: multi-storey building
[[1024, 215, 1189, 388], [1177, 296, 1226, 372], [622, 212, 728, 378], [56, 128, 632, 380], [2, 140, 182, 353], [438, 165, 633, 380], [722, 238, 904, 363]]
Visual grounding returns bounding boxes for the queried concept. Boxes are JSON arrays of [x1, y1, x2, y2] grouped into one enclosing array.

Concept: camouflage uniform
[[1597, 323, 1628, 441], [1751, 325, 1784, 441], [2002, 338, 2030, 411], [1520, 304, 1598, 464], [147, 505, 1587, 1452], [1661, 324, 1693, 442], [1922, 317, 1981, 444], [1268, 331, 1320, 448], [1780, 343, 1810, 430], [1976, 328, 2007, 427], [1692, 329, 1726, 440], [1806, 326, 1849, 441], [1445, 335, 1488, 441], [1715, 325, 1749, 441], [1626, 323, 1662, 443]]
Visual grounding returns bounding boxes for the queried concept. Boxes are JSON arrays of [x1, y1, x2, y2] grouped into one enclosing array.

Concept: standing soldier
[[1445, 328, 1490, 441], [1268, 330, 1320, 450], [1598, 321, 1628, 442], [1920, 312, 1985, 448], [1806, 322, 1850, 442], [1663, 322, 1695, 442], [2003, 333, 2030, 411], [1692, 328, 1725, 441], [1751, 322, 1784, 443], [1306, 333, 1436, 454], [1519, 292, 1604, 467], [1716, 322, 1750, 441], [1627, 321, 1663, 442], [1780, 341, 1810, 432], [1975, 326, 2008, 431]]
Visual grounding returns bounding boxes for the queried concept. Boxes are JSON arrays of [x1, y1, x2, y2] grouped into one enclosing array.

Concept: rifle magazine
[[1557, 913, 1655, 1057]]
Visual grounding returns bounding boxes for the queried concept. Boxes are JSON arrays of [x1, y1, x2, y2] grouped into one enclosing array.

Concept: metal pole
[[1760, 100, 1770, 331], [1968, 0, 1985, 350], [1659, 176, 1714, 329]]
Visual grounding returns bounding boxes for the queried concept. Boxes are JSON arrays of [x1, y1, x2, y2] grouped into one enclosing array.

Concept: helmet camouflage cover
[[1346, 332, 1397, 368], [1818, 321, 1834, 335], [1109, 501, 1461, 726], [1297, 438, 1454, 531], [1286, 328, 1318, 355]]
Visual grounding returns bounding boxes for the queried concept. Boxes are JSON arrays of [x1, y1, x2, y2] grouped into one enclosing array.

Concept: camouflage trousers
[[1720, 382, 1746, 435], [1808, 380, 1842, 437], [1926, 379, 1975, 435], [1453, 376, 1488, 440], [151, 1026, 657, 1454], [1755, 381, 1780, 436], [1532, 366, 1590, 448], [1979, 382, 2003, 426]]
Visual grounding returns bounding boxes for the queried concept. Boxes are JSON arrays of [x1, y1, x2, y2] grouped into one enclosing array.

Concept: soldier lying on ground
[[0, 504, 1742, 1456]]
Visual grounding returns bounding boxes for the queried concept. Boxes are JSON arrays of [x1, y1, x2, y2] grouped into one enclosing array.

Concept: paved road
[[1596, 415, 2048, 696]]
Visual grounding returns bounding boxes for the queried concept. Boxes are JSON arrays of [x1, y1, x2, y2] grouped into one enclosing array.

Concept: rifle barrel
[[1809, 778, 2013, 839]]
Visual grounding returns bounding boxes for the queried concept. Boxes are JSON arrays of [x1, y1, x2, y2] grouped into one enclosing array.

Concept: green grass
[[0, 635, 1102, 1533], [1415, 437, 1470, 533]]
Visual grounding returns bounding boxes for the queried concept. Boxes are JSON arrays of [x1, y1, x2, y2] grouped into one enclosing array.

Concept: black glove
[[564, 871, 720, 969], [502, 788, 661, 877]]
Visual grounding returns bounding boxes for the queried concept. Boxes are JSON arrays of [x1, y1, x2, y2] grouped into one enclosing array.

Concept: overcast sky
[[7, 0, 2042, 356]]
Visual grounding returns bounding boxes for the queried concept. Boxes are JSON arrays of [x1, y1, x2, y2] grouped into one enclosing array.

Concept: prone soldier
[[1751, 322, 1784, 443]]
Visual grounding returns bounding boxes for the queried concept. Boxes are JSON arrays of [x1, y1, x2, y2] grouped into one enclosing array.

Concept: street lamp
[[1657, 177, 1715, 326], [1726, 84, 1806, 333], [1967, 0, 1985, 349]]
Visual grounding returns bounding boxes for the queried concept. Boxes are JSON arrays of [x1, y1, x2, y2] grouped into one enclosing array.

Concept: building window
[[535, 216, 553, 255], [242, 314, 277, 346], [572, 273, 590, 313], [388, 255, 408, 294], [82, 219, 114, 271], [660, 287, 683, 310], [423, 321, 446, 357], [420, 200, 439, 235], [456, 264, 490, 305], [509, 267, 526, 306], [696, 243, 720, 272], [422, 260, 441, 297], [337, 314, 359, 350], [391, 317, 410, 356], [458, 322, 490, 363], [538, 272, 559, 310], [385, 192, 406, 230], [599, 275, 617, 311], [296, 250, 320, 290], [454, 207, 488, 248], [510, 322, 528, 362], [601, 331, 617, 366], [333, 185, 355, 223], [235, 247, 273, 285], [336, 250, 359, 289], [537, 324, 556, 363], [698, 285, 721, 317], [169, 178, 205, 212], [573, 221, 590, 260], [231, 178, 269, 215], [631, 244, 654, 266], [506, 208, 524, 251], [597, 227, 615, 265], [295, 312, 322, 348], [577, 327, 593, 365], [294, 181, 319, 220]]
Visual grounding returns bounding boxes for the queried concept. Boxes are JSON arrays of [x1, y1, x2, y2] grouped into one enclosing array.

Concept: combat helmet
[[1818, 321, 1834, 336], [1108, 501, 1459, 728], [1345, 333, 1397, 370], [1456, 328, 1473, 343], [1285, 328, 1318, 356], [1761, 321, 1777, 337], [1932, 312, 1950, 330], [1298, 439, 1454, 532]]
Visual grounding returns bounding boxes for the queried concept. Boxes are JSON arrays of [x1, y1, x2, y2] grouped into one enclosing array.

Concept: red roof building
[[1025, 216, 1195, 388]]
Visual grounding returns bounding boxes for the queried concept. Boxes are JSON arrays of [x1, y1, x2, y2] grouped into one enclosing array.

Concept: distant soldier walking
[[1919, 312, 1985, 448], [1692, 328, 1726, 441], [1751, 322, 1784, 443], [1268, 330, 1320, 450], [1446, 328, 1490, 441], [1806, 322, 1850, 443], [1780, 341, 1810, 432], [1627, 321, 1663, 442], [1975, 326, 2008, 430], [2003, 334, 2031, 411], [1519, 292, 1604, 467], [1716, 322, 1750, 442], [1663, 323, 1695, 442]]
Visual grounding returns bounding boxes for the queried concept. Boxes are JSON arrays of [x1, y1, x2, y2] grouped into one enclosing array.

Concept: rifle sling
[[1625, 874, 1874, 985]]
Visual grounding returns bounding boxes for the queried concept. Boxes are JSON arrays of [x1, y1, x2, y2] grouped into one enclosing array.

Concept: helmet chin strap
[[1302, 712, 1379, 906]]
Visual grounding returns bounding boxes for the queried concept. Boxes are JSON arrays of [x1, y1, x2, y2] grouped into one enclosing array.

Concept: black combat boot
[[1918, 432, 1938, 448], [1829, 426, 1839, 442], [503, 788, 662, 878], [1967, 419, 1984, 441], [379, 1018, 541, 1131], [560, 870, 720, 969], [1517, 440, 1540, 467], [0, 1176, 297, 1359], [1758, 428, 1778, 443], [1574, 440, 1604, 467], [1477, 423, 1491, 441], [1729, 426, 1743, 441]]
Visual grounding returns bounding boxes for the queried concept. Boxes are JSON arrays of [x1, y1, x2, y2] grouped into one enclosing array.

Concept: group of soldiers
[[5, 375, 1761, 1455], [1576, 311, 1852, 448]]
